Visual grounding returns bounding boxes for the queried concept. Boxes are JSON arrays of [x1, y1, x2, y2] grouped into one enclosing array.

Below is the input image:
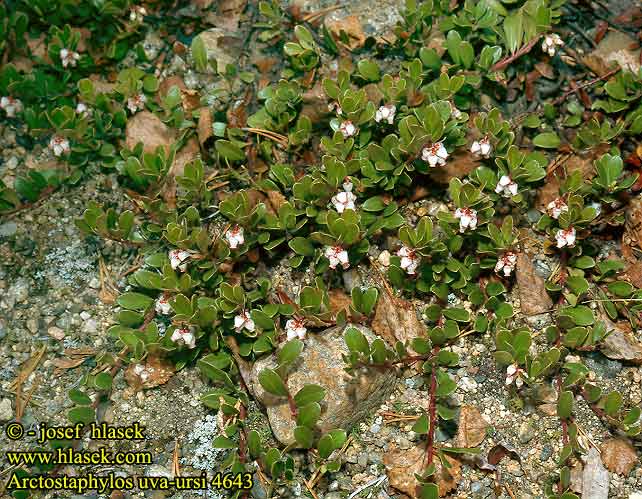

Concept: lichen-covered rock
[[249, 324, 396, 446]]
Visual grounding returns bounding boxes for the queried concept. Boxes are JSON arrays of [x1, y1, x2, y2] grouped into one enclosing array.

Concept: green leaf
[[557, 391, 573, 419], [68, 389, 92, 405], [443, 307, 470, 322], [94, 372, 113, 391], [258, 368, 289, 397], [533, 132, 561, 149], [117, 292, 154, 310], [357, 60, 381, 82], [68, 406, 95, 425], [216, 140, 245, 161], [212, 435, 237, 448], [344, 326, 369, 354], [294, 426, 314, 448], [297, 402, 321, 427], [294, 384, 326, 407], [288, 237, 315, 256], [560, 305, 594, 326], [278, 339, 304, 365], [191, 35, 208, 72], [412, 414, 429, 434], [604, 391, 623, 416]]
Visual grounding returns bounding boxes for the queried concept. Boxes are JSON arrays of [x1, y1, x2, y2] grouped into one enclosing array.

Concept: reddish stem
[[287, 391, 298, 420], [490, 35, 542, 72]]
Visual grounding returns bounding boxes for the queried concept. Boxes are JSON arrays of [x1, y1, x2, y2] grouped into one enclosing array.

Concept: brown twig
[[552, 67, 620, 106], [490, 35, 543, 72]]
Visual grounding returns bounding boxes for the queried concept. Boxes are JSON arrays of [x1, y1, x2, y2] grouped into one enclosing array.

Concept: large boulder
[[248, 324, 396, 446]]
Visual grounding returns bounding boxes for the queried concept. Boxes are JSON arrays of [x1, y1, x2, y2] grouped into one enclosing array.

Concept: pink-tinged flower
[[471, 136, 492, 158], [234, 310, 255, 333], [59, 48, 80, 68], [397, 245, 420, 275], [494, 175, 518, 198], [542, 34, 564, 57], [328, 101, 342, 115], [155, 295, 172, 315], [127, 93, 147, 114], [421, 142, 448, 167], [339, 120, 357, 138], [129, 5, 147, 22], [49, 135, 70, 156], [454, 207, 478, 233], [285, 318, 307, 341], [171, 326, 196, 349], [547, 197, 568, 219], [505, 363, 524, 388], [342, 179, 353, 192], [325, 245, 350, 270], [331, 190, 356, 213], [169, 249, 192, 271], [225, 225, 245, 249], [556, 227, 576, 248], [495, 251, 517, 277], [0, 96, 22, 117], [375, 104, 396, 124]]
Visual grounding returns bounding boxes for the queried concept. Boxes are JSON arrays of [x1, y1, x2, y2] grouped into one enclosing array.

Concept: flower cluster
[[421, 142, 448, 167], [375, 104, 396, 125], [127, 93, 147, 114], [225, 225, 245, 249], [285, 317, 307, 341], [339, 120, 357, 138], [454, 207, 477, 233], [169, 249, 193, 271], [0, 96, 22, 117], [495, 175, 518, 198], [60, 48, 80, 68], [324, 245, 349, 270], [505, 363, 524, 388], [555, 227, 576, 248], [234, 310, 255, 333], [542, 34, 564, 57], [129, 5, 147, 23], [171, 326, 196, 349], [547, 198, 568, 219], [330, 180, 356, 213], [155, 295, 172, 315], [470, 137, 492, 158], [49, 135, 70, 157], [397, 245, 420, 275], [495, 251, 517, 277]]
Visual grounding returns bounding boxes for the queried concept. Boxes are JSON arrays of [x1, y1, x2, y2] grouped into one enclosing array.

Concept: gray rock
[[195, 28, 243, 74], [518, 421, 536, 444], [81, 319, 99, 334], [0, 222, 17, 237], [248, 324, 396, 446], [0, 398, 13, 422]]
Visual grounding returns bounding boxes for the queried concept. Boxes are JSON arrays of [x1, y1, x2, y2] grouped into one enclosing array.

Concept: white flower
[[495, 251, 517, 277], [285, 318, 307, 341], [169, 249, 192, 271], [130, 6, 147, 22], [127, 93, 147, 114], [234, 310, 255, 333], [547, 197, 568, 219], [470, 136, 492, 158], [59, 48, 80, 68], [397, 245, 420, 275], [225, 225, 245, 249], [331, 190, 357, 213], [0, 96, 22, 117], [505, 363, 524, 388], [449, 102, 462, 120], [421, 142, 448, 167], [155, 295, 172, 315], [494, 175, 519, 198], [556, 227, 576, 248], [339, 120, 357, 138], [375, 104, 396, 124], [454, 207, 478, 233], [325, 245, 350, 270], [328, 101, 342, 115], [132, 363, 150, 382], [75, 102, 90, 117], [342, 179, 353, 192], [49, 135, 70, 156], [542, 33, 564, 57], [171, 326, 196, 349]]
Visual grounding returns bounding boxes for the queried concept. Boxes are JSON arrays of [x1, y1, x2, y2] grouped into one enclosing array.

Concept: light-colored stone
[[249, 324, 396, 446], [0, 398, 13, 422]]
